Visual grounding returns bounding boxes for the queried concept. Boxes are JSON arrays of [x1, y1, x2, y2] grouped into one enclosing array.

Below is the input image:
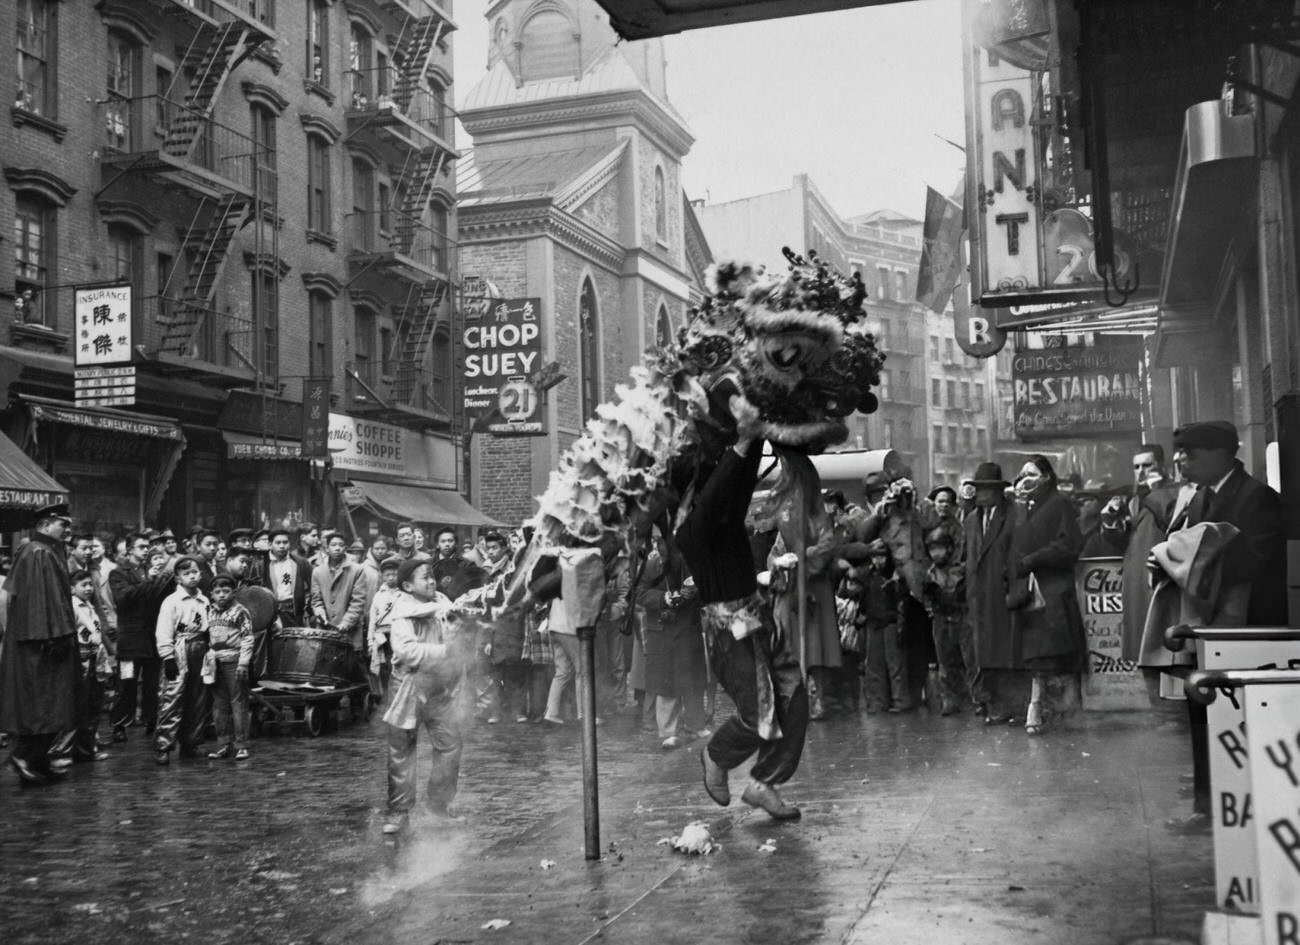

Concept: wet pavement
[[0, 696, 1210, 945]]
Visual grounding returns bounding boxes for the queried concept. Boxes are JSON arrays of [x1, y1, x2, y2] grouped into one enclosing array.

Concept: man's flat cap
[[1173, 420, 1238, 452]]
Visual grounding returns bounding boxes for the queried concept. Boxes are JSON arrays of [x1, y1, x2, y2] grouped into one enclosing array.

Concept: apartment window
[[348, 23, 372, 107], [947, 379, 957, 406], [431, 331, 451, 406], [380, 326, 393, 375], [378, 183, 391, 235], [977, 428, 988, 453], [948, 425, 958, 455], [975, 381, 985, 404], [932, 424, 944, 453], [962, 426, 972, 452], [877, 266, 890, 299], [882, 419, 894, 449], [931, 377, 942, 406], [578, 278, 600, 424], [354, 306, 375, 375], [427, 202, 448, 272], [929, 334, 940, 362], [16, 0, 54, 116], [351, 159, 374, 252], [894, 270, 907, 301], [250, 104, 276, 198], [107, 224, 142, 288], [878, 318, 891, 346], [654, 165, 667, 241], [307, 134, 331, 232], [429, 80, 449, 139], [105, 33, 139, 150], [944, 337, 955, 363], [308, 291, 331, 377], [877, 369, 892, 400], [13, 195, 51, 326], [961, 380, 971, 408], [253, 270, 278, 381], [307, 0, 329, 85]]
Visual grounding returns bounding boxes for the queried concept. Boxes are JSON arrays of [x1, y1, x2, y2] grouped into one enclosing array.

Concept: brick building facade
[[2, 0, 490, 537], [457, 0, 709, 526]]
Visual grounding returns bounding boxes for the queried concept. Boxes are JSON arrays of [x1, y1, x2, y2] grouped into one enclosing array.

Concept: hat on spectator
[[347, 539, 365, 553], [1172, 420, 1239, 452], [968, 462, 1009, 487], [396, 557, 430, 587], [863, 471, 892, 493], [228, 527, 253, 544], [158, 528, 176, 540], [379, 555, 402, 572]]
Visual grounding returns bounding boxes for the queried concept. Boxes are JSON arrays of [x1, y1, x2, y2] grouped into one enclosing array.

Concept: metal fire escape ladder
[[162, 22, 249, 162], [393, 150, 447, 255], [392, 16, 445, 111], [390, 280, 448, 404], [159, 194, 251, 356]]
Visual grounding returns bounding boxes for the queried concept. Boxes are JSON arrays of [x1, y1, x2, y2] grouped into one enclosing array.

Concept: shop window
[[306, 133, 331, 233], [578, 278, 600, 424], [308, 290, 332, 378], [307, 0, 329, 86], [16, 0, 55, 117], [13, 194, 52, 326], [105, 32, 139, 151], [654, 165, 667, 241], [519, 9, 578, 82]]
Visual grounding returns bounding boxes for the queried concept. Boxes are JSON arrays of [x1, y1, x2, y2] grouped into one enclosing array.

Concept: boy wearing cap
[[858, 540, 909, 713], [383, 558, 470, 832], [154, 556, 210, 764], [920, 527, 970, 716], [205, 575, 253, 760]]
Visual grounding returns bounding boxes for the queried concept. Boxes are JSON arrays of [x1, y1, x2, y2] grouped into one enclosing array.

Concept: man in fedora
[[962, 462, 1015, 721], [1155, 420, 1286, 835], [0, 503, 79, 785]]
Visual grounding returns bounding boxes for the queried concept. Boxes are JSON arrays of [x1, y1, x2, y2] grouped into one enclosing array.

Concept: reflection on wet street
[[0, 702, 1208, 944]]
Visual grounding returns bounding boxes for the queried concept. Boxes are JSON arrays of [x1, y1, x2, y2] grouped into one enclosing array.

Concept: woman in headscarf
[[1005, 455, 1086, 735]]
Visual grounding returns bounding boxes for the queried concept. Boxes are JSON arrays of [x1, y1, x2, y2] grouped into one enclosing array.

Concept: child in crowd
[[833, 572, 866, 711], [859, 540, 909, 713], [154, 556, 210, 765], [920, 527, 970, 717], [206, 575, 253, 760], [55, 569, 112, 764], [368, 555, 402, 697]]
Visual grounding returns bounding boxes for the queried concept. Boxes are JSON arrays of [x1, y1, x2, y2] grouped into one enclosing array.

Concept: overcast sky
[[453, 0, 966, 221]]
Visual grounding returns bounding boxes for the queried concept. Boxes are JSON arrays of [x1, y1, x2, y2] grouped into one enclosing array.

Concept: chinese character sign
[[462, 297, 546, 435], [302, 378, 331, 458], [74, 285, 133, 367]]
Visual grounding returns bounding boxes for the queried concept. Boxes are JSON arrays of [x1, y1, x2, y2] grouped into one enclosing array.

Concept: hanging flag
[[916, 186, 964, 314]]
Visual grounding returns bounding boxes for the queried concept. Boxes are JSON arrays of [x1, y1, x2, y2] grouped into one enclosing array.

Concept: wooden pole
[[576, 624, 600, 860]]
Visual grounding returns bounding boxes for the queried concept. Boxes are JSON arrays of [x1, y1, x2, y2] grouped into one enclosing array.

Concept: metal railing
[[163, 0, 276, 29], [344, 67, 456, 144], [140, 294, 257, 368], [347, 360, 450, 414], [101, 95, 277, 197], [346, 209, 449, 274]]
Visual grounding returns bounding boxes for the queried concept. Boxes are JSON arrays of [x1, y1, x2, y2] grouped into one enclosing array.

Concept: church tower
[[459, 0, 710, 525]]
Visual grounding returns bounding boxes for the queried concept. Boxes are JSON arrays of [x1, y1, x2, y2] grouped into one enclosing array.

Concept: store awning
[[24, 395, 184, 441], [0, 430, 67, 509], [223, 431, 303, 460], [347, 480, 504, 528]]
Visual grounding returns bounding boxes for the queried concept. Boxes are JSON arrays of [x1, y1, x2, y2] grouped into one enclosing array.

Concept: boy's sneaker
[[234, 748, 250, 761], [207, 745, 232, 759]]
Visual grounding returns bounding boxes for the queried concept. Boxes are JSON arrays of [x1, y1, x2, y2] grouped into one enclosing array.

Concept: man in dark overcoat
[[962, 463, 1015, 721], [1157, 420, 1286, 834], [109, 533, 175, 740], [0, 504, 78, 785]]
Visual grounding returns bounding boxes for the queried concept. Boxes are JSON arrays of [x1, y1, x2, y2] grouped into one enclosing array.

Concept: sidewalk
[[0, 702, 1211, 944]]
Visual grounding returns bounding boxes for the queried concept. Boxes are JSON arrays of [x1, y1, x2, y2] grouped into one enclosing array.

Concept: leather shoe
[[1164, 812, 1212, 836], [741, 781, 801, 821], [8, 755, 49, 786], [700, 748, 730, 806], [155, 750, 170, 766]]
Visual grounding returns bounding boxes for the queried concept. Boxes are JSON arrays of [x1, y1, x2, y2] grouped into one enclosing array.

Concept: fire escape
[[344, 0, 459, 427], [96, 0, 278, 388]]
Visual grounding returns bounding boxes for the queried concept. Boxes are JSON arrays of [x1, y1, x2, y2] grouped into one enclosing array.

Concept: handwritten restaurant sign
[[1013, 341, 1142, 438]]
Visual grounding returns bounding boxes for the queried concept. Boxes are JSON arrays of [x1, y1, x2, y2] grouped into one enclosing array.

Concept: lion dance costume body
[[513, 248, 885, 819]]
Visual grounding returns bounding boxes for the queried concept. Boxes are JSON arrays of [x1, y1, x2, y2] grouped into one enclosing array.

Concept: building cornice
[[461, 89, 694, 157], [460, 200, 624, 272], [622, 248, 691, 300]]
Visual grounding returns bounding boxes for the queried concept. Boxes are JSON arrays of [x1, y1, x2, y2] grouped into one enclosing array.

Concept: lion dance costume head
[[518, 247, 885, 584]]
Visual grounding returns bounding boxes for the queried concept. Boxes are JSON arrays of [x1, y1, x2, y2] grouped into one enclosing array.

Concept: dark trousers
[[930, 612, 971, 711], [387, 691, 462, 814], [51, 653, 100, 761], [1188, 698, 1211, 815], [706, 626, 808, 786], [111, 656, 160, 731], [11, 732, 57, 772], [902, 596, 933, 707]]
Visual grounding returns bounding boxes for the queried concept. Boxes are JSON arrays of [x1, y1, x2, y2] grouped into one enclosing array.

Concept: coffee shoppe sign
[[327, 413, 456, 484], [1012, 341, 1143, 438]]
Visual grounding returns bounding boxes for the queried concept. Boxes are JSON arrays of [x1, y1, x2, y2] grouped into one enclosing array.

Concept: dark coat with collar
[[109, 560, 174, 660], [1173, 461, 1286, 626], [1007, 486, 1086, 671], [258, 553, 312, 626], [963, 498, 1016, 669]]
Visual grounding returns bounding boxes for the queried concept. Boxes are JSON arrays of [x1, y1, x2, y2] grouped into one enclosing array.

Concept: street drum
[[267, 627, 352, 686]]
